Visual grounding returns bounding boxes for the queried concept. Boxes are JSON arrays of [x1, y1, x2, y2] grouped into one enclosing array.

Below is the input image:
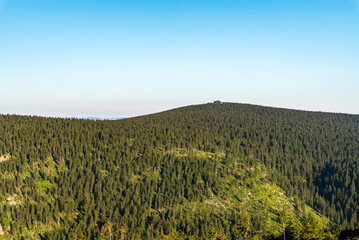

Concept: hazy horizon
[[1, 0, 359, 118]]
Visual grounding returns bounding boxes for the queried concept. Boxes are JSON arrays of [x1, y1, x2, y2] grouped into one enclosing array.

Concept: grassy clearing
[[156, 148, 330, 235]]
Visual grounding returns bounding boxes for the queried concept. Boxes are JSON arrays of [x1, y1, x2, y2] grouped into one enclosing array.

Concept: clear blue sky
[[1, 0, 359, 117]]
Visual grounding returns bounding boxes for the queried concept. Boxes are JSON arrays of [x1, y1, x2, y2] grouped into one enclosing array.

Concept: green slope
[[0, 148, 329, 239], [0, 102, 358, 239]]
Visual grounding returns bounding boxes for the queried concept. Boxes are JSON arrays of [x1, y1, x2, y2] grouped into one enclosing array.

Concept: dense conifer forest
[[0, 102, 359, 239]]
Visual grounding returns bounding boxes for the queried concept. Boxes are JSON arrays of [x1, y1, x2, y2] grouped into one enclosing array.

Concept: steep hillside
[[0, 102, 358, 239]]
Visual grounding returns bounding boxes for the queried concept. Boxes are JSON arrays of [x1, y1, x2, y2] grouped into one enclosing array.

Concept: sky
[[1, 0, 359, 118]]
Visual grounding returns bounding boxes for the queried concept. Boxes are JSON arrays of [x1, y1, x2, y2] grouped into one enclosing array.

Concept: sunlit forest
[[0, 102, 358, 239]]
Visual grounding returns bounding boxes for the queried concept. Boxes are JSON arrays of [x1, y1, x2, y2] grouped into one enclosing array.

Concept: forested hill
[[0, 102, 359, 239]]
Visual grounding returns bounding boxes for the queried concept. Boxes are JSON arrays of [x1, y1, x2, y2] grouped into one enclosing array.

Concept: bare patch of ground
[[0, 155, 10, 163], [0, 224, 4, 235], [7, 195, 18, 206]]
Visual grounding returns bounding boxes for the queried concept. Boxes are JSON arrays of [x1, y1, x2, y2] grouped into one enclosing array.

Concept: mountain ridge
[[1, 102, 358, 121]]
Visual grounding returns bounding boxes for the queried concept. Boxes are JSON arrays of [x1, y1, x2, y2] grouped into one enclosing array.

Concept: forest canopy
[[0, 102, 358, 239]]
